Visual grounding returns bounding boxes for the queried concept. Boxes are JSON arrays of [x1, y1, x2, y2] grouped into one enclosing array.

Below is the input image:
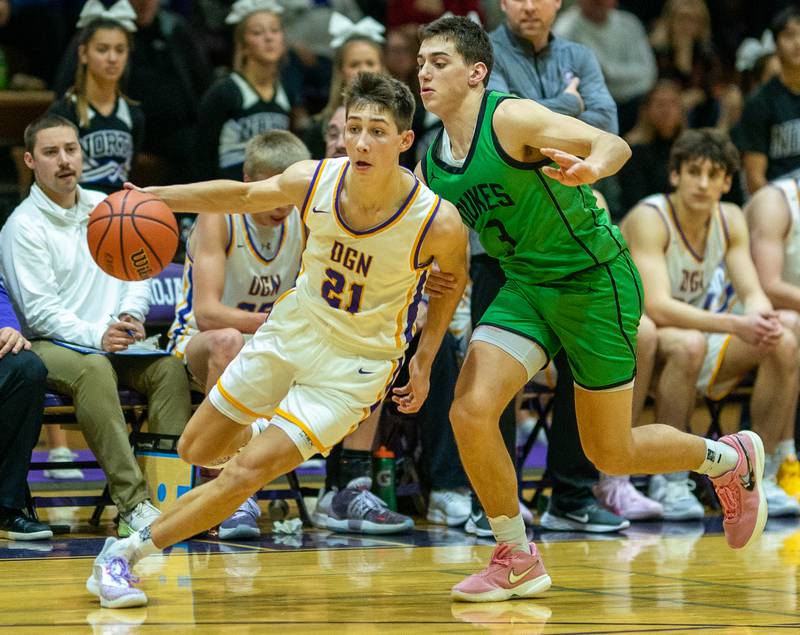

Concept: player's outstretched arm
[[392, 201, 468, 413], [494, 98, 631, 187], [134, 160, 318, 215]]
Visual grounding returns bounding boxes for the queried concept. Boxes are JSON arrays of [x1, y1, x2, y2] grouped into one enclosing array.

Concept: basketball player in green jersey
[[416, 17, 769, 603]]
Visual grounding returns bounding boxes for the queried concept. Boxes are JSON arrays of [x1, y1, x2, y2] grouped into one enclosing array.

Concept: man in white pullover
[[0, 114, 192, 537]]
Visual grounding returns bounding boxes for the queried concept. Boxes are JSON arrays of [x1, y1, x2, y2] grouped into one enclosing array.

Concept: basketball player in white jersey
[[622, 128, 800, 519], [167, 130, 308, 541], [744, 173, 800, 501], [85, 72, 468, 608]]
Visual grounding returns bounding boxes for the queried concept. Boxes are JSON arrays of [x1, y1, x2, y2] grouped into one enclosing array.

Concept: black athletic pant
[[0, 350, 47, 510]]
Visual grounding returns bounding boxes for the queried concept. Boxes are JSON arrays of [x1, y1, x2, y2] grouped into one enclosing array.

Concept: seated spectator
[[0, 280, 52, 541], [386, 0, 483, 28], [196, 0, 300, 181], [0, 0, 47, 90], [554, 0, 658, 134], [168, 130, 309, 539], [53, 0, 212, 185], [384, 25, 428, 166], [0, 114, 192, 537], [48, 4, 144, 195], [715, 31, 780, 137], [618, 79, 685, 215], [621, 128, 800, 519], [735, 6, 800, 195], [649, 0, 723, 128], [304, 12, 385, 159]]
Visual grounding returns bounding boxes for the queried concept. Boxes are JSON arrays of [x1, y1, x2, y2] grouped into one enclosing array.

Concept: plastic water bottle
[[373, 446, 397, 511]]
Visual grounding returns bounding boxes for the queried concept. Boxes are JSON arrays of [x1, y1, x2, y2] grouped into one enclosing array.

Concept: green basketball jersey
[[423, 91, 626, 283]]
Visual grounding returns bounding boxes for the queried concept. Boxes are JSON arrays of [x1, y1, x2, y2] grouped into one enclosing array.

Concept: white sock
[[115, 526, 160, 566], [487, 514, 528, 554], [776, 439, 797, 462], [765, 453, 780, 481], [251, 418, 269, 440], [694, 439, 739, 477]]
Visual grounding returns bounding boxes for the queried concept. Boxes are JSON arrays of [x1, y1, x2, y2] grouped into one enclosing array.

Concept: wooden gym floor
[[1, 503, 799, 633]]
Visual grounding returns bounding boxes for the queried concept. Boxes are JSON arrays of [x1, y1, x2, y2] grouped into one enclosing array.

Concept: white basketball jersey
[[295, 157, 440, 359], [770, 178, 800, 286], [641, 194, 729, 308], [168, 210, 303, 355]]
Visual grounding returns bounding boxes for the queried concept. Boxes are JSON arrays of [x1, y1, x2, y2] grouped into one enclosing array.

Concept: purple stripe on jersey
[[224, 216, 233, 255], [413, 198, 441, 269], [300, 160, 325, 215], [368, 358, 404, 413], [334, 162, 421, 236], [168, 263, 195, 351], [403, 271, 429, 344], [243, 215, 285, 263]]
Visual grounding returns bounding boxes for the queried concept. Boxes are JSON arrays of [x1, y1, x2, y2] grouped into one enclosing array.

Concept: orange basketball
[[87, 190, 179, 281]]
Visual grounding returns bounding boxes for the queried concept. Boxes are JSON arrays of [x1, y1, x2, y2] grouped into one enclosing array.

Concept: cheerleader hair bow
[[76, 0, 138, 32], [736, 30, 776, 72], [329, 13, 386, 49], [226, 0, 285, 25]]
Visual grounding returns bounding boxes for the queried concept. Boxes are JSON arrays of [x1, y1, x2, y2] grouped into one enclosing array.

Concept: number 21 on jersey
[[321, 267, 364, 314]]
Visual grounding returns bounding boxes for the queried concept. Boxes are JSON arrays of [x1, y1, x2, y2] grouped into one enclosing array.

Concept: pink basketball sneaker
[[451, 543, 551, 602], [710, 431, 767, 549]]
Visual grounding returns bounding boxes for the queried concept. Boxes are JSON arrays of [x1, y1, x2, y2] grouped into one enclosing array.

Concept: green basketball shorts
[[478, 250, 643, 390]]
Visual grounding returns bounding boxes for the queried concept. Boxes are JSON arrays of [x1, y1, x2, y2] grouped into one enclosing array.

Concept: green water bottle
[[373, 446, 397, 511]]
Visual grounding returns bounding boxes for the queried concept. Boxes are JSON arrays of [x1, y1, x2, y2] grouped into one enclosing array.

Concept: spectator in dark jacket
[[0, 280, 52, 541]]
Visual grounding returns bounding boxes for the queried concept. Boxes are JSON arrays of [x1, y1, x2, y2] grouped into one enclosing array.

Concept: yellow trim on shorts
[[215, 379, 270, 419], [705, 334, 739, 400], [274, 407, 327, 454]]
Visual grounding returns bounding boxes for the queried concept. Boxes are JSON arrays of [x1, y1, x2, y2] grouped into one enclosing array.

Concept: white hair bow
[[329, 13, 386, 49], [226, 0, 284, 25], [736, 30, 776, 72], [76, 0, 137, 32]]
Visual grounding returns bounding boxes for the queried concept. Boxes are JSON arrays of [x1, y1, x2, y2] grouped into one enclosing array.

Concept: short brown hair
[[418, 16, 493, 85], [243, 130, 310, 178], [669, 128, 740, 176], [24, 114, 79, 153], [344, 72, 415, 132]]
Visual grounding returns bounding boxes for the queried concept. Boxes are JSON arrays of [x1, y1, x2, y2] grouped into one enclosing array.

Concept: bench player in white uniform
[[622, 129, 800, 520], [85, 72, 468, 608], [744, 175, 800, 502], [168, 130, 305, 391], [166, 130, 307, 541]]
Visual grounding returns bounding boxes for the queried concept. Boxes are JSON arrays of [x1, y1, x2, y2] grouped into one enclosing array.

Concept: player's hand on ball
[[391, 356, 431, 414], [540, 148, 601, 186]]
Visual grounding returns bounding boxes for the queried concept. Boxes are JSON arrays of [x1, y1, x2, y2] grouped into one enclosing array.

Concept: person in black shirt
[[196, 1, 299, 181], [736, 6, 800, 194], [49, 13, 144, 195]]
